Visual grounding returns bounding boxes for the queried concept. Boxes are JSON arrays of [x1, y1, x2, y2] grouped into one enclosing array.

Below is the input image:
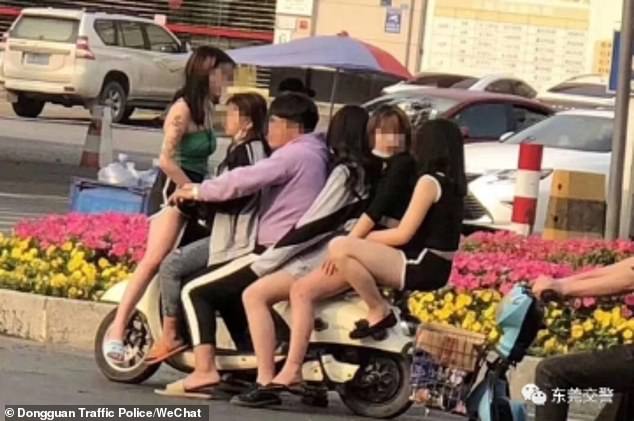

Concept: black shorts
[[147, 168, 204, 216], [401, 249, 453, 292]]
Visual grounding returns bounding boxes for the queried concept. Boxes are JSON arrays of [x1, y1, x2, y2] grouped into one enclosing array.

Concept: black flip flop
[[349, 311, 397, 340]]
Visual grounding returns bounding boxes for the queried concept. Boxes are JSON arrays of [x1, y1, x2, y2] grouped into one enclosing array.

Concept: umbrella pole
[[329, 68, 340, 120]]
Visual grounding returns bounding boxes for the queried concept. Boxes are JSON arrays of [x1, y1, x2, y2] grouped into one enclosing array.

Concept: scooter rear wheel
[[339, 352, 413, 419], [94, 309, 160, 383]]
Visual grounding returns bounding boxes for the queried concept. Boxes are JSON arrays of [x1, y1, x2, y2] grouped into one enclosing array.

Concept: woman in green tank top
[[105, 46, 236, 362]]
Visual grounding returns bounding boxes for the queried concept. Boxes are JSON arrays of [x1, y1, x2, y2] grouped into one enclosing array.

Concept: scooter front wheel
[[94, 308, 160, 383], [339, 352, 413, 419]]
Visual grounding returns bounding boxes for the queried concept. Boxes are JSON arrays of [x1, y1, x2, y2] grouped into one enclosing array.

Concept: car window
[[94, 20, 117, 46], [454, 103, 510, 139], [119, 21, 145, 50], [506, 115, 613, 152], [145, 24, 179, 53], [485, 80, 513, 95], [512, 106, 549, 132], [513, 81, 537, 98], [11, 16, 78, 43]]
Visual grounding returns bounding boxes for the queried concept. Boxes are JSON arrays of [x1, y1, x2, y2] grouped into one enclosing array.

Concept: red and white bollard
[[511, 143, 544, 236]]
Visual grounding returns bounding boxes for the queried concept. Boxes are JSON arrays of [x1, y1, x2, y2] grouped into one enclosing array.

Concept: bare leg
[[271, 269, 348, 386], [242, 271, 295, 385], [159, 316, 184, 350], [183, 345, 221, 389], [110, 207, 184, 341], [329, 236, 405, 324]]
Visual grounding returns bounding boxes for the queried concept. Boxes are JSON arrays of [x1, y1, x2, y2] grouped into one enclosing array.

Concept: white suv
[[0, 8, 190, 122]]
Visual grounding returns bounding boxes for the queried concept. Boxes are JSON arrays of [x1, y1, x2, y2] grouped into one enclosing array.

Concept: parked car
[[0, 8, 189, 122], [382, 72, 538, 99], [463, 109, 614, 232], [365, 88, 553, 143], [538, 74, 614, 111]]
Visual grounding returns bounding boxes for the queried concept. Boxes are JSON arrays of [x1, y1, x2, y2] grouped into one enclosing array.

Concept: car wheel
[[12, 95, 45, 118], [100, 81, 128, 123]]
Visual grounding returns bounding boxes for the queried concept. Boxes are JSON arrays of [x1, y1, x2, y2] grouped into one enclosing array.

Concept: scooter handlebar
[[540, 289, 564, 303]]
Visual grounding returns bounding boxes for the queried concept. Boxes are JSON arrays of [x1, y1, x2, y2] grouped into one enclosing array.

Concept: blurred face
[[373, 128, 406, 157], [209, 63, 235, 99], [268, 116, 301, 150], [224, 103, 252, 142]]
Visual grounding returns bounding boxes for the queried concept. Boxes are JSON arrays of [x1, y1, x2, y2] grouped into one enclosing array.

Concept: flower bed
[[410, 231, 634, 356], [0, 214, 147, 300], [1, 215, 633, 355]]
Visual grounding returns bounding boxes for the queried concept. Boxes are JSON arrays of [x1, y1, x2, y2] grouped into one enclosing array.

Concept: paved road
[[0, 161, 91, 232], [0, 336, 459, 421]]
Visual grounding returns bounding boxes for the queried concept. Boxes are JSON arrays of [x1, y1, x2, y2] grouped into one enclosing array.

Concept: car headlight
[[487, 169, 553, 182]]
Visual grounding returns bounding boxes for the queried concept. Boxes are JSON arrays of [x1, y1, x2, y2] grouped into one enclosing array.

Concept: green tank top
[[178, 130, 216, 176]]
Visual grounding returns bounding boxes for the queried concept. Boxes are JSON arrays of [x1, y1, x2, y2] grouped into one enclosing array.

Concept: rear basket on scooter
[[410, 322, 487, 412]]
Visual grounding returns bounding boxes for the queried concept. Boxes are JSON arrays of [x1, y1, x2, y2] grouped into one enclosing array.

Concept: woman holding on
[[105, 46, 236, 363], [232, 105, 416, 407], [144, 92, 270, 363], [266, 118, 466, 398]]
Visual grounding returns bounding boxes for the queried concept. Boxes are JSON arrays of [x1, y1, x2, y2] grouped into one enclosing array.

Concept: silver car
[[463, 109, 614, 232]]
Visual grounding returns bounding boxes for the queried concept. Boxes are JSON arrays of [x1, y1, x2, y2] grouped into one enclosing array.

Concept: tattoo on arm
[[162, 110, 187, 159]]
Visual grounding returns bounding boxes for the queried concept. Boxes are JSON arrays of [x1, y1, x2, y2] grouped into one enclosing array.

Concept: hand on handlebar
[[532, 276, 566, 303], [168, 184, 199, 206]]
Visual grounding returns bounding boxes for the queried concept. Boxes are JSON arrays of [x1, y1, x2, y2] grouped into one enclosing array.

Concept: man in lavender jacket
[[156, 93, 329, 398]]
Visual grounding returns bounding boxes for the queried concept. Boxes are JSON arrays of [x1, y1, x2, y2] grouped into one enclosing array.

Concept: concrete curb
[[0, 288, 114, 350]]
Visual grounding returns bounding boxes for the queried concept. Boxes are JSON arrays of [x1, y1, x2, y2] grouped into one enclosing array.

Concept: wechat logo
[[522, 383, 547, 406]]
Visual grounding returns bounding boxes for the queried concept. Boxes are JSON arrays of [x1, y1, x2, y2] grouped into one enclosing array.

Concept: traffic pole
[[99, 101, 114, 169], [511, 143, 544, 236], [606, 0, 634, 240]]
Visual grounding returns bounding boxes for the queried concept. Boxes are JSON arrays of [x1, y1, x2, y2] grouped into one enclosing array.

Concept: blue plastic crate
[[69, 178, 151, 215]]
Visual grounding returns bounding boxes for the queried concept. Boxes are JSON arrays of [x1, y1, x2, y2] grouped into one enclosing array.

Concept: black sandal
[[349, 311, 397, 340], [262, 382, 306, 395]]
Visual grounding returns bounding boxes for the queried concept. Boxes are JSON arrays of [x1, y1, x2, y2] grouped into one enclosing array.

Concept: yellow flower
[[471, 321, 483, 333], [67, 258, 82, 272], [550, 308, 563, 318], [571, 324, 584, 340], [443, 292, 455, 304], [484, 304, 496, 320], [594, 309, 611, 329], [17, 239, 30, 250], [45, 245, 57, 257], [421, 293, 435, 303], [623, 329, 633, 340], [438, 308, 452, 321], [481, 291, 493, 303], [544, 337, 558, 352], [488, 329, 500, 342], [62, 241, 73, 252], [10, 248, 22, 260], [456, 293, 472, 309], [98, 258, 111, 269], [50, 273, 67, 288], [583, 319, 594, 333]]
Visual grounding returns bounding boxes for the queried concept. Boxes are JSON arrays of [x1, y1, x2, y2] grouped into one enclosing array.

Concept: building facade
[[275, 0, 623, 90], [0, 0, 276, 48]]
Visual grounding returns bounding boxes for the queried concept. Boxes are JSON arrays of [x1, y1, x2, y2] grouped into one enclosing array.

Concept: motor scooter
[[94, 251, 416, 419]]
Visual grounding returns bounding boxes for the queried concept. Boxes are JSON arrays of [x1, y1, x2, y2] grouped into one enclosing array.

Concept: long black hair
[[411, 118, 467, 196], [327, 105, 381, 195], [175, 46, 235, 126]]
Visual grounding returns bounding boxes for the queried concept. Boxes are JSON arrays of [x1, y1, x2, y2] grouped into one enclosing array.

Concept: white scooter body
[[95, 255, 415, 418]]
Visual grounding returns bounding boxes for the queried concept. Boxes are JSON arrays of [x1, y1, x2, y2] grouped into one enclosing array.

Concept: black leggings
[[181, 254, 261, 349]]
